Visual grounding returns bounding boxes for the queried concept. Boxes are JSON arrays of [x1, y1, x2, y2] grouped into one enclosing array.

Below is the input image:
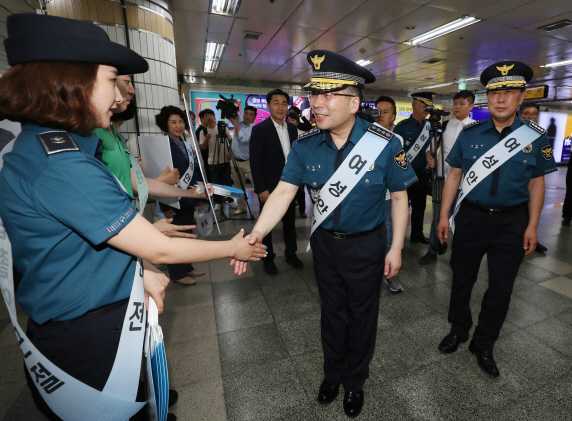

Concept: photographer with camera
[[197, 108, 233, 211], [419, 90, 475, 265], [228, 105, 257, 215]]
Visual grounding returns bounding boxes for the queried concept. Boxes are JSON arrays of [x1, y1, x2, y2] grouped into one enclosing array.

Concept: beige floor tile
[[160, 306, 217, 345], [540, 276, 572, 300], [209, 258, 255, 283], [528, 255, 572, 276], [167, 335, 222, 387]]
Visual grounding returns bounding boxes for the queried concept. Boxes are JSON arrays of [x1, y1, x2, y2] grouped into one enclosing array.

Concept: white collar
[[271, 117, 286, 130]]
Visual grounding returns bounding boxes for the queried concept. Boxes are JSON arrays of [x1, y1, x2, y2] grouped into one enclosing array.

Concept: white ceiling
[[173, 0, 572, 96]]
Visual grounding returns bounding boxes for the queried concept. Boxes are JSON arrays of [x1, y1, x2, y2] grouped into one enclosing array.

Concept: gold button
[[473, 156, 476, 159], [312, 182, 316, 186], [365, 179, 369, 184], [524, 160, 527, 163]]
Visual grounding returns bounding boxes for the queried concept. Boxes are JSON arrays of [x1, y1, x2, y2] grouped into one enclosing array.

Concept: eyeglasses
[[376, 110, 394, 115], [308, 92, 357, 102], [521, 112, 538, 117]]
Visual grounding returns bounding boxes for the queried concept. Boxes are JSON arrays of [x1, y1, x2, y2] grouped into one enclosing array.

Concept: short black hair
[[199, 108, 215, 118], [244, 106, 257, 114], [190, 110, 196, 118], [111, 98, 137, 122], [266, 88, 289, 105], [454, 90, 476, 104], [155, 105, 190, 133], [374, 95, 396, 114], [519, 102, 539, 113], [343, 86, 364, 104], [290, 106, 301, 115], [287, 111, 299, 121]]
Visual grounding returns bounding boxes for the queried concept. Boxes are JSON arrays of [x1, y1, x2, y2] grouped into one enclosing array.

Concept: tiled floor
[[1, 169, 571, 421]]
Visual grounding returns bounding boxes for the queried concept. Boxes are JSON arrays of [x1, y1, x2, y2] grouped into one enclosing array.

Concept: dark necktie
[[490, 126, 512, 197]]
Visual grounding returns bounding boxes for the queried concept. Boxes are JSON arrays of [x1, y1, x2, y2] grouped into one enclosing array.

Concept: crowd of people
[[0, 12, 568, 421]]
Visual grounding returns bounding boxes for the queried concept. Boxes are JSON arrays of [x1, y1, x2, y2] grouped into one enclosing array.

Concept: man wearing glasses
[[243, 50, 417, 417]]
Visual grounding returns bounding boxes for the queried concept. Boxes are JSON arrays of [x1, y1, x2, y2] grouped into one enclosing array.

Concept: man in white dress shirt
[[419, 90, 475, 265]]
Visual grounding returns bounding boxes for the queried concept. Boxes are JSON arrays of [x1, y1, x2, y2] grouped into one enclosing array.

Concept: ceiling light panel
[[407, 16, 481, 46], [356, 60, 372, 66], [204, 42, 225, 73], [542, 59, 572, 68], [210, 0, 241, 17]]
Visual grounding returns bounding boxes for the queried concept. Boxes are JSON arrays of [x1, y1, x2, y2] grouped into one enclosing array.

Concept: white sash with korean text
[[176, 139, 195, 191], [117, 131, 148, 215], [450, 122, 545, 233], [0, 145, 147, 420], [307, 123, 392, 251], [405, 120, 430, 165]]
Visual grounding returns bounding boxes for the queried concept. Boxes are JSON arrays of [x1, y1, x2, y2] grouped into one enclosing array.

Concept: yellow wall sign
[[525, 85, 549, 100]]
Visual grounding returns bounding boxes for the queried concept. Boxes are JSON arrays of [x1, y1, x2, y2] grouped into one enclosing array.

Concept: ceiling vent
[[538, 19, 572, 32], [244, 31, 262, 40], [422, 58, 444, 64]]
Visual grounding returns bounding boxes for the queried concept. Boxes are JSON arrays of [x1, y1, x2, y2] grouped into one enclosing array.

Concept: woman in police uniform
[[0, 13, 265, 420]]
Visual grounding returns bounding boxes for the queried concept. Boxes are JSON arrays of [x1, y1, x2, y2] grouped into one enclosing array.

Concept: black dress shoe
[[536, 242, 547, 252], [285, 253, 304, 269], [343, 390, 364, 418], [168, 389, 178, 407], [563, 217, 571, 226], [317, 379, 339, 404], [263, 259, 278, 275], [418, 252, 436, 265], [438, 241, 448, 255], [438, 333, 467, 353], [410, 233, 429, 244], [300, 211, 307, 218], [469, 342, 500, 377]]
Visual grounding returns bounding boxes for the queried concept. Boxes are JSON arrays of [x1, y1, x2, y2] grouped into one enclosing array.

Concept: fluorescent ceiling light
[[417, 82, 455, 90], [210, 0, 241, 16], [356, 60, 372, 66], [407, 16, 481, 45], [463, 77, 480, 82], [541, 59, 572, 68], [204, 42, 225, 73]]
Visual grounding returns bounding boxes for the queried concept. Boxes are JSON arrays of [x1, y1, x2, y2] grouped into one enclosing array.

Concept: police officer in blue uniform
[[393, 92, 436, 243], [436, 61, 557, 377], [241, 50, 418, 418], [0, 14, 266, 420]]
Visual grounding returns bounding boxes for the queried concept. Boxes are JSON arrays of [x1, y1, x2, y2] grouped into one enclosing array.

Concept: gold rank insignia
[[310, 54, 325, 70], [541, 145, 553, 160], [496, 63, 514, 76]]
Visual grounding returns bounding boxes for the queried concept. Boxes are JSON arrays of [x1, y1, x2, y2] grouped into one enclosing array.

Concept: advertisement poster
[[190, 91, 245, 130], [538, 112, 570, 163]]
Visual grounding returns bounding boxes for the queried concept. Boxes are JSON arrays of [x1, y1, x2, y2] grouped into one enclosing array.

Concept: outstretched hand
[[229, 230, 267, 275], [231, 231, 265, 275], [153, 218, 197, 238]]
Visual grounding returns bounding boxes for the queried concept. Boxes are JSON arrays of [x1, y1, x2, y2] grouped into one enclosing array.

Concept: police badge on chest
[[310, 188, 320, 203]]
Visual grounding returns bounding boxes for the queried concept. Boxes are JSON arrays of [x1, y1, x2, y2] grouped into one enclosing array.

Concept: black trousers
[[167, 207, 196, 280], [260, 197, 297, 261], [563, 159, 572, 219], [25, 300, 145, 420], [449, 202, 527, 352], [311, 224, 386, 391], [296, 184, 306, 213], [407, 169, 428, 235]]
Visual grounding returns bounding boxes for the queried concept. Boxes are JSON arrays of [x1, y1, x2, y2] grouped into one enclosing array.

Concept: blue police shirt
[[0, 124, 137, 324], [447, 117, 557, 208], [281, 117, 418, 232], [393, 115, 431, 171]]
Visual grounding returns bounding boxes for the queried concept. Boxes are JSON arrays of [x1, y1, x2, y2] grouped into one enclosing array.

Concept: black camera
[[424, 106, 450, 122], [356, 105, 381, 124], [217, 120, 228, 137], [216, 94, 239, 120]]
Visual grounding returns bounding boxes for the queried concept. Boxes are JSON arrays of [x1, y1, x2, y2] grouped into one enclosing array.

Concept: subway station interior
[[1, 0, 572, 420]]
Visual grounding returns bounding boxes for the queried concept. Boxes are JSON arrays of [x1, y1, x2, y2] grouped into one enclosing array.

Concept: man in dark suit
[[250, 88, 303, 275]]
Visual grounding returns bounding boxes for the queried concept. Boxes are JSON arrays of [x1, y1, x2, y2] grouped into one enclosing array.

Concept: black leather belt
[[235, 158, 248, 162], [464, 200, 526, 215], [323, 223, 383, 240]]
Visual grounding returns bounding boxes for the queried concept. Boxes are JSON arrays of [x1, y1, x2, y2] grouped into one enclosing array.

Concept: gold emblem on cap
[[311, 55, 325, 70], [496, 63, 514, 76]]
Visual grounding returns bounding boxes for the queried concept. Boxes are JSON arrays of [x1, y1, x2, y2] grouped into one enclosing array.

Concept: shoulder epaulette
[[367, 123, 393, 141], [462, 120, 483, 130], [525, 120, 546, 135], [37, 131, 80, 156], [298, 126, 322, 141]]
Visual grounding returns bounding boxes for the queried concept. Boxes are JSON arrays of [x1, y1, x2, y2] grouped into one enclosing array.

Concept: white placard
[[138, 135, 180, 209]]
